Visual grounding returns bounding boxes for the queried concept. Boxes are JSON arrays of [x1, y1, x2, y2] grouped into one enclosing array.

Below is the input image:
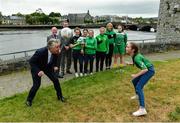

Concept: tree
[[25, 12, 50, 25], [133, 17, 146, 24], [0, 12, 2, 25], [11, 12, 24, 17], [0, 12, 2, 17], [49, 12, 61, 17], [25, 15, 35, 25], [148, 18, 156, 24], [25, 11, 61, 25]]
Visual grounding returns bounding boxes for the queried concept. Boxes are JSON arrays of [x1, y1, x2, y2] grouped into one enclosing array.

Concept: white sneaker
[[84, 73, 87, 76], [132, 108, 147, 117], [75, 73, 79, 78], [131, 95, 138, 100], [79, 73, 83, 77], [90, 72, 93, 75]]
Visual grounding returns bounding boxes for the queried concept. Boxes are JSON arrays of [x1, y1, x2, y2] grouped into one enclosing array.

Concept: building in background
[[2, 15, 26, 25], [67, 10, 93, 25]]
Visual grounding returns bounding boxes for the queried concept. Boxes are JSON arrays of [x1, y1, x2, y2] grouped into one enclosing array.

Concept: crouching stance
[[126, 42, 155, 116], [26, 39, 65, 107]]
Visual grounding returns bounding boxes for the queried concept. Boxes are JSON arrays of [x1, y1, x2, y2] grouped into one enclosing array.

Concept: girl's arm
[[70, 43, 79, 48], [132, 69, 148, 79]]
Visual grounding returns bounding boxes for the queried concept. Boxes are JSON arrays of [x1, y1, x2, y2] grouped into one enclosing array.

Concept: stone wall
[[0, 57, 30, 75], [139, 42, 180, 54], [156, 0, 180, 43]]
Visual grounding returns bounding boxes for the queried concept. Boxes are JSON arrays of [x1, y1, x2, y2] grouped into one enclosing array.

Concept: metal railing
[[0, 38, 156, 61], [0, 49, 37, 61], [128, 38, 155, 44]]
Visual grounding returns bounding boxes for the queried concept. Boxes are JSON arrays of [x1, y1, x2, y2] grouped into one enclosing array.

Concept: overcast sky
[[0, 0, 160, 17]]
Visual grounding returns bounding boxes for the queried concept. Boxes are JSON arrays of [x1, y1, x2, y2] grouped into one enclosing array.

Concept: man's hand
[[38, 71, 44, 77], [59, 49, 61, 54], [54, 67, 59, 72], [131, 74, 137, 79], [80, 49, 84, 54], [65, 46, 70, 50]]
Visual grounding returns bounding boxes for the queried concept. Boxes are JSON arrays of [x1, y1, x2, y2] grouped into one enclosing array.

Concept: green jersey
[[105, 30, 116, 44], [115, 33, 125, 45], [133, 53, 153, 70], [85, 37, 97, 54], [70, 35, 82, 50], [96, 34, 109, 53]]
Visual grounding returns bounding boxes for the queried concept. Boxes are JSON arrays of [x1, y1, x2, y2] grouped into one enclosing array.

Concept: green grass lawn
[[0, 59, 180, 122]]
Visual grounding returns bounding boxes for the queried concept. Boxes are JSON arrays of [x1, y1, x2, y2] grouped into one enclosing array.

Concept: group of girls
[[70, 23, 127, 77]]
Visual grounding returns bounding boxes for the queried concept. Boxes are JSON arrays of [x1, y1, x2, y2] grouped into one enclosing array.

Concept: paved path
[[0, 50, 180, 99]]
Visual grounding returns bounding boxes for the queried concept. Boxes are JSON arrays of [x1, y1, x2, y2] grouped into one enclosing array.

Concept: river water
[[0, 29, 156, 60]]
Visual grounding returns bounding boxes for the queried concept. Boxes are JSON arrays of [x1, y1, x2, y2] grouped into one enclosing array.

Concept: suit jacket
[[47, 34, 60, 42], [29, 47, 58, 74]]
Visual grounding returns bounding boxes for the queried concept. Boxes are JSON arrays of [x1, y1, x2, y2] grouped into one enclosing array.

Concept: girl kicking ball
[[126, 42, 155, 117]]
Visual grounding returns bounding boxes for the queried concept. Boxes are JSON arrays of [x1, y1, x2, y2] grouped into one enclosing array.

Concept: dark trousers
[[73, 50, 84, 73], [27, 69, 63, 102], [105, 44, 114, 68], [57, 49, 72, 73], [84, 54, 95, 73], [96, 51, 106, 72], [132, 66, 155, 107]]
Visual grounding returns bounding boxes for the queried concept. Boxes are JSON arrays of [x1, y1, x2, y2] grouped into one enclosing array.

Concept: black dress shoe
[[66, 71, 72, 74], [26, 101, 32, 107], [58, 96, 66, 102]]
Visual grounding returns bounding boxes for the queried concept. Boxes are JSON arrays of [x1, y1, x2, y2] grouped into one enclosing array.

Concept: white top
[[47, 50, 52, 64]]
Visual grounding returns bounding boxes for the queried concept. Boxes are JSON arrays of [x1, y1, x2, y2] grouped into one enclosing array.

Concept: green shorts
[[113, 43, 126, 55]]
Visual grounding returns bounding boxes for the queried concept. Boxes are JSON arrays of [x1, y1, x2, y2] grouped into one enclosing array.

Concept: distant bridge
[[111, 22, 157, 32], [0, 23, 157, 32]]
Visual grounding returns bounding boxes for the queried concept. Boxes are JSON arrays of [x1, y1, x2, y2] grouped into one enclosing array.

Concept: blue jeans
[[132, 66, 155, 107]]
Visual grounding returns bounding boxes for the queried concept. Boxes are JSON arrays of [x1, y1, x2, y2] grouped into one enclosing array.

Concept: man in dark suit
[[26, 39, 65, 107]]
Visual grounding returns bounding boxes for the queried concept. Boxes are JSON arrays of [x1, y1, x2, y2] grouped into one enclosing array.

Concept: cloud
[[0, 0, 160, 17]]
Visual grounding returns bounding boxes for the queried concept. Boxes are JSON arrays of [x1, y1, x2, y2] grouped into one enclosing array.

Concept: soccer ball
[[60, 27, 73, 39]]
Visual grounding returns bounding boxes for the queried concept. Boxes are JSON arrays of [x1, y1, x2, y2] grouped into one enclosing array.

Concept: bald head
[[51, 27, 58, 35]]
